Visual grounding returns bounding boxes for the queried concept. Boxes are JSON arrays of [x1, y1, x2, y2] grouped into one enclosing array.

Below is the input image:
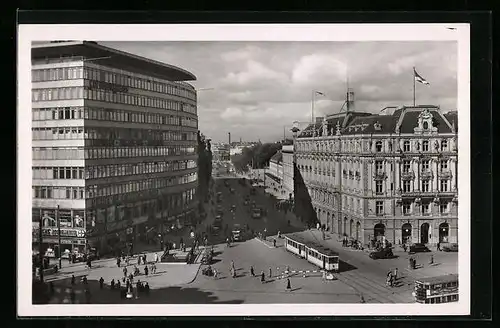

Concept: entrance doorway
[[374, 223, 385, 241], [356, 221, 361, 240], [439, 223, 449, 243], [343, 217, 348, 236], [420, 223, 430, 244], [402, 223, 412, 244]]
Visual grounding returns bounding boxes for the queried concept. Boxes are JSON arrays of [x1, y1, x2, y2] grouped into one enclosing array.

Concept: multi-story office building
[[31, 41, 199, 254], [294, 97, 458, 246]]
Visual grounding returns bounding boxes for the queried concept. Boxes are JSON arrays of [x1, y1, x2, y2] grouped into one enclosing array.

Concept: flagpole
[[311, 90, 315, 124], [413, 67, 416, 107]]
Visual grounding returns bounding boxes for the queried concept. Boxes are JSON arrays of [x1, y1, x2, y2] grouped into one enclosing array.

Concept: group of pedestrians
[[386, 268, 399, 287]]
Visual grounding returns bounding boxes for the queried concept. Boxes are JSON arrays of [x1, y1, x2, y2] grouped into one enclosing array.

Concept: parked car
[[441, 243, 458, 252], [409, 243, 431, 253], [369, 247, 394, 259]]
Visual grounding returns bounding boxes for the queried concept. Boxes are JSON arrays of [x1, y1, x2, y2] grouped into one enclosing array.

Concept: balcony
[[401, 171, 415, 180], [420, 170, 433, 180], [439, 170, 453, 179]]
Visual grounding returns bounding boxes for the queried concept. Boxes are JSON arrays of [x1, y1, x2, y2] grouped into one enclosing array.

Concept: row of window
[[33, 167, 85, 180], [32, 66, 196, 102], [299, 159, 452, 175], [32, 127, 197, 142], [86, 173, 197, 199], [86, 160, 197, 179], [32, 160, 197, 180], [32, 146, 196, 160], [400, 180, 450, 193], [33, 186, 86, 200], [297, 139, 453, 153], [34, 172, 197, 200], [375, 200, 450, 216], [32, 106, 198, 128], [32, 86, 196, 114]]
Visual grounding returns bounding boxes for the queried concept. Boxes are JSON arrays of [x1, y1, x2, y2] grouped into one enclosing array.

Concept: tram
[[284, 234, 339, 272], [413, 274, 459, 304]]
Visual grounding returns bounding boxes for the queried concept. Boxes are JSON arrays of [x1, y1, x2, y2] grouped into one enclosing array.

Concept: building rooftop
[[32, 41, 196, 82], [270, 150, 283, 163], [298, 106, 456, 138]]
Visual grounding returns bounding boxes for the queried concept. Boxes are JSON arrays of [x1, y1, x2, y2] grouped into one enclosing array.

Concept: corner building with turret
[[294, 99, 458, 247]]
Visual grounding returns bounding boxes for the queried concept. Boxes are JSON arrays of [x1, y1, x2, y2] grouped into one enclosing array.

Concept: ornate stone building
[[294, 105, 458, 246]]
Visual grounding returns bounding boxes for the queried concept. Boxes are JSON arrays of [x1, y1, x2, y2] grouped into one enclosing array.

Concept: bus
[[413, 274, 459, 304]]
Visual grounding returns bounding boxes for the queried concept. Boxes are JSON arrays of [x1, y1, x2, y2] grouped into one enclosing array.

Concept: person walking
[[99, 277, 104, 289], [268, 267, 272, 279], [213, 268, 218, 280], [250, 265, 255, 277], [144, 265, 149, 276], [273, 239, 277, 247], [137, 255, 142, 266], [286, 278, 291, 292], [260, 271, 265, 284]]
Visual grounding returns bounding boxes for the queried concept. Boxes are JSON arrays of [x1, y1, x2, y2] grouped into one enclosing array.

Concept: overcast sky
[[102, 41, 457, 143]]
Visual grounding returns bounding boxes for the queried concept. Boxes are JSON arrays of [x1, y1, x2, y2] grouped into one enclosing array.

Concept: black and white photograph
[[17, 23, 470, 317]]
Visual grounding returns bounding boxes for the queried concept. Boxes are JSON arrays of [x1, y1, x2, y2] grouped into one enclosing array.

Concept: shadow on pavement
[[339, 260, 357, 273], [34, 276, 244, 304]]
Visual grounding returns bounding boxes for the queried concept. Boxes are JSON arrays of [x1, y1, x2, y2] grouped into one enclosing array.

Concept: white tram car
[[284, 234, 339, 272]]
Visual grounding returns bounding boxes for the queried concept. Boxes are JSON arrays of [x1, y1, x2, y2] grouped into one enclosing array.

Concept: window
[[440, 160, 448, 170], [375, 201, 384, 215], [421, 202, 430, 215], [403, 160, 411, 173], [440, 179, 448, 192], [375, 141, 383, 152], [421, 160, 430, 171], [403, 140, 410, 152], [421, 140, 431, 153], [402, 202, 411, 215], [403, 180, 411, 192], [376, 181, 383, 194], [441, 140, 448, 151], [422, 180, 430, 192], [375, 160, 383, 172], [439, 202, 449, 214]]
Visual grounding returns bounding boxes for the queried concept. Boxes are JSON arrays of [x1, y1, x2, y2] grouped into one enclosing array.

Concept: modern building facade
[[31, 41, 199, 254], [294, 100, 458, 246]]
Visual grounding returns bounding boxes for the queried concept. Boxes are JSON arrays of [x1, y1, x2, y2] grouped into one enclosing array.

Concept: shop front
[[32, 225, 87, 256]]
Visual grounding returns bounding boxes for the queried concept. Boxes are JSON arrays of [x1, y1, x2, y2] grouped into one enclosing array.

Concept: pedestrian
[[71, 275, 75, 285], [286, 278, 291, 291], [82, 276, 88, 285], [250, 265, 255, 277], [116, 279, 121, 289], [260, 271, 265, 283], [273, 239, 277, 247], [429, 254, 434, 265], [137, 255, 141, 266], [144, 254, 148, 264], [386, 271, 392, 286], [144, 265, 149, 276], [213, 268, 218, 280], [360, 295, 366, 303], [110, 279, 115, 289], [145, 282, 150, 296], [123, 266, 128, 278], [269, 267, 272, 278], [437, 242, 441, 251], [151, 263, 156, 274], [99, 277, 104, 289], [230, 260, 235, 271], [393, 268, 398, 281], [117, 257, 121, 268]]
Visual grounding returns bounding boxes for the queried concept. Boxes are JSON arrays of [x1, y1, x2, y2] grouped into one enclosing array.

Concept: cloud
[[101, 41, 457, 143]]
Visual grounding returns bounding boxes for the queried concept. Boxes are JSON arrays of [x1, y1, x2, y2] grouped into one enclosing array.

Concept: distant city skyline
[[102, 41, 457, 143]]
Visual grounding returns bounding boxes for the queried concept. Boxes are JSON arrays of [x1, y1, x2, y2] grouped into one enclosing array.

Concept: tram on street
[[412, 274, 459, 304], [284, 234, 339, 272]]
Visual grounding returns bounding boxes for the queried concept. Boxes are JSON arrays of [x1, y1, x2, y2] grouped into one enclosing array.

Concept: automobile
[[409, 243, 431, 253], [369, 247, 394, 259], [441, 243, 458, 252]]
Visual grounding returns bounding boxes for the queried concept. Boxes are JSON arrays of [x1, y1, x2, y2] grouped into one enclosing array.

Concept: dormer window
[[403, 140, 411, 152], [374, 122, 382, 131], [441, 139, 448, 151], [375, 141, 383, 152], [422, 140, 429, 152]]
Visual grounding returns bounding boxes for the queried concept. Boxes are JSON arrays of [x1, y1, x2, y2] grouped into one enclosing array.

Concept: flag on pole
[[414, 68, 430, 85]]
